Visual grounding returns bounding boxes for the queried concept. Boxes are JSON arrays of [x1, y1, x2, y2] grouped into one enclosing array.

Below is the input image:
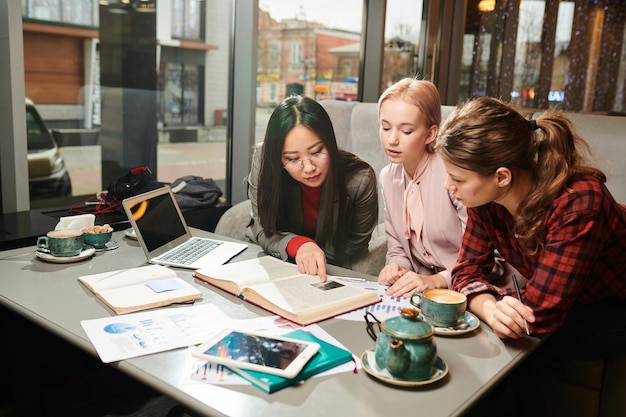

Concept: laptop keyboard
[[158, 238, 223, 265]]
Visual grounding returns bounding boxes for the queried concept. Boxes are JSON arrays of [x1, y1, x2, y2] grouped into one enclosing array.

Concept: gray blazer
[[246, 143, 378, 268]]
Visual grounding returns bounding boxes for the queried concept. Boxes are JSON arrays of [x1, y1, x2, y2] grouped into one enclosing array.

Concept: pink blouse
[[380, 153, 467, 286]]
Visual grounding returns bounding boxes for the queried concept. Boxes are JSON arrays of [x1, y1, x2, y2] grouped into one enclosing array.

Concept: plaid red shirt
[[451, 176, 626, 334]]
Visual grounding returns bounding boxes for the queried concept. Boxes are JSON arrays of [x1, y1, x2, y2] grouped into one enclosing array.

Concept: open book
[[193, 256, 380, 325], [78, 264, 203, 314]]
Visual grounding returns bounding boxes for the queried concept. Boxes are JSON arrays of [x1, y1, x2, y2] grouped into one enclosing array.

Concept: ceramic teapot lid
[[381, 308, 434, 339]]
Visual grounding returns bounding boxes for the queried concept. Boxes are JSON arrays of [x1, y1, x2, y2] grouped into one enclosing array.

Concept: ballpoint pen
[[512, 274, 530, 335], [336, 276, 367, 283]]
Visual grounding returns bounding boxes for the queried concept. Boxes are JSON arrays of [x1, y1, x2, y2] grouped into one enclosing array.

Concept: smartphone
[[192, 329, 320, 378]]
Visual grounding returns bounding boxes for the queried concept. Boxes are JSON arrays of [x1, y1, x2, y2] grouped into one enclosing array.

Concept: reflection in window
[[23, 0, 95, 26], [461, 0, 626, 113], [382, 0, 423, 92], [162, 63, 202, 125], [341, 60, 352, 78], [549, 4, 574, 105], [511, 1, 547, 108], [291, 42, 302, 64], [269, 43, 280, 71], [172, 0, 203, 40]]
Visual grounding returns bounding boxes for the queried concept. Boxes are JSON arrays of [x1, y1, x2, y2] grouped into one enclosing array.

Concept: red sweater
[[286, 184, 321, 258]]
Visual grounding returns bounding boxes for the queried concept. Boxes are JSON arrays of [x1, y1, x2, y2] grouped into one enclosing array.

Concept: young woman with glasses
[[246, 95, 378, 281]]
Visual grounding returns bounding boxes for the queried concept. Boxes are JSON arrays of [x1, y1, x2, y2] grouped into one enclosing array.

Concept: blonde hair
[[378, 78, 442, 153], [436, 97, 606, 254]]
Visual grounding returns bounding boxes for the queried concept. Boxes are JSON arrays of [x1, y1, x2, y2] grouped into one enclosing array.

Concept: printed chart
[[336, 282, 413, 322]]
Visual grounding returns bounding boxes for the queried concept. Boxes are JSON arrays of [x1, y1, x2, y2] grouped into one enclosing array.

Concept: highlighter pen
[[512, 274, 530, 335]]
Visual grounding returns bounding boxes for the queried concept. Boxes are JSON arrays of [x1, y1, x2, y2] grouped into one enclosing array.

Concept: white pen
[[336, 276, 367, 283]]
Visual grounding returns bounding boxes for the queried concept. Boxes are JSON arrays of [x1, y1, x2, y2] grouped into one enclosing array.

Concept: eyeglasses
[[364, 311, 382, 342], [283, 152, 330, 173]]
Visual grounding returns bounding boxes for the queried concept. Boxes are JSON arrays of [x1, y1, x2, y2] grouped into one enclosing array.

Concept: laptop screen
[[127, 191, 187, 252]]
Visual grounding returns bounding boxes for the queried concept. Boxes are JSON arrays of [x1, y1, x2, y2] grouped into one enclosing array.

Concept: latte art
[[47, 230, 82, 239], [424, 289, 466, 304]]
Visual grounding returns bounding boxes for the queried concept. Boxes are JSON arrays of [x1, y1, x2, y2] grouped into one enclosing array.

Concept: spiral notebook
[[122, 186, 247, 269]]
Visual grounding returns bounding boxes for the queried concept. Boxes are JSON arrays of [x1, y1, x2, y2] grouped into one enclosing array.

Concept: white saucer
[[360, 348, 448, 387], [124, 228, 137, 240], [36, 245, 96, 263], [94, 240, 119, 252], [429, 311, 480, 336]]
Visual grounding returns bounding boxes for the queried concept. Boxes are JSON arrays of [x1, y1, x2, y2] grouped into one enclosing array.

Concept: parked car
[[26, 98, 72, 199]]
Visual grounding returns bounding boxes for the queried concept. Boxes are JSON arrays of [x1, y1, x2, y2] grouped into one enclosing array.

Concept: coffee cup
[[83, 231, 112, 249], [37, 230, 84, 257], [80, 224, 114, 249], [410, 289, 467, 328]]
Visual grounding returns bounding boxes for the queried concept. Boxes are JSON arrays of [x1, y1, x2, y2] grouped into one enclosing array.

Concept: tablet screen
[[200, 330, 309, 370]]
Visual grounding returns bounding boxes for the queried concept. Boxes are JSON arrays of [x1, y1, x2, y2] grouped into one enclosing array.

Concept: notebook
[[122, 186, 247, 269], [226, 329, 354, 393]]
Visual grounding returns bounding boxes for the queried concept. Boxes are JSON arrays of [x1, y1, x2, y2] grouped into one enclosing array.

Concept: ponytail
[[436, 97, 606, 254], [518, 112, 605, 253]]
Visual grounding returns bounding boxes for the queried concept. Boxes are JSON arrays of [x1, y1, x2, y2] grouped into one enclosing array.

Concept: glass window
[[160, 60, 202, 126], [19, 0, 229, 209], [10, 0, 625, 213], [461, 0, 626, 113], [257, 0, 363, 142], [163, 63, 184, 125], [511, 1, 547, 108], [381, 0, 423, 92], [171, 0, 204, 40], [22, 0, 95, 26]]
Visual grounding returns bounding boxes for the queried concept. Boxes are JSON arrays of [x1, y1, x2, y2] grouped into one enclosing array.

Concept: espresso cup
[[410, 288, 467, 328], [37, 230, 84, 257]]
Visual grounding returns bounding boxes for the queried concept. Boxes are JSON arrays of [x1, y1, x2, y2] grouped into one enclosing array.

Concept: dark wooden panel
[[23, 32, 84, 104]]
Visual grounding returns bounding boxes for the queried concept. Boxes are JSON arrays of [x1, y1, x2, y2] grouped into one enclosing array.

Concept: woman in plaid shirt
[[435, 97, 625, 416]]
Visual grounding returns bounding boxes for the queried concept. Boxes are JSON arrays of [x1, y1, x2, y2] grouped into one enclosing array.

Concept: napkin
[[55, 214, 95, 231]]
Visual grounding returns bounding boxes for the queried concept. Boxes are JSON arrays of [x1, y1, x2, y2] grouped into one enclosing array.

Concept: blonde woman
[[377, 78, 467, 297]]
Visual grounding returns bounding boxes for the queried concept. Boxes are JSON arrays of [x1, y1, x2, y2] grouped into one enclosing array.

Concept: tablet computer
[[192, 329, 320, 379]]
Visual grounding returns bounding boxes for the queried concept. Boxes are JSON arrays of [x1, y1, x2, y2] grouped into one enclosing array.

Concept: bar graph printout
[[336, 282, 413, 321], [81, 304, 233, 363]]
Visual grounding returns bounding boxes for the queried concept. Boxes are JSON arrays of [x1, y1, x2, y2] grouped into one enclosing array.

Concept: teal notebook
[[227, 329, 354, 393]]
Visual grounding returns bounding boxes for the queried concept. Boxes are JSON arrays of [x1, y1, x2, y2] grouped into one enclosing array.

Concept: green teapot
[[369, 308, 437, 380]]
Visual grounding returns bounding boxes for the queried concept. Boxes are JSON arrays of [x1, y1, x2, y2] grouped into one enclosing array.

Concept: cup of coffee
[[410, 289, 467, 328], [37, 230, 84, 257]]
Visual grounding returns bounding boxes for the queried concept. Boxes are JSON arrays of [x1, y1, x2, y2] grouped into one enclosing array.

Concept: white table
[[0, 229, 540, 417]]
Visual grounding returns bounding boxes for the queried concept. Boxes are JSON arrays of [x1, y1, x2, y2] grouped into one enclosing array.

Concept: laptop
[[122, 186, 247, 269]]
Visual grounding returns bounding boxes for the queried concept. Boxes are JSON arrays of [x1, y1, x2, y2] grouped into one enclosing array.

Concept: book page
[[244, 275, 378, 318], [195, 256, 304, 291], [98, 277, 202, 314], [78, 264, 176, 293]]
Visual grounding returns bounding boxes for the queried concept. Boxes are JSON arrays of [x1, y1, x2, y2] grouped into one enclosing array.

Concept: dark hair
[[257, 95, 373, 263], [435, 96, 606, 254]]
